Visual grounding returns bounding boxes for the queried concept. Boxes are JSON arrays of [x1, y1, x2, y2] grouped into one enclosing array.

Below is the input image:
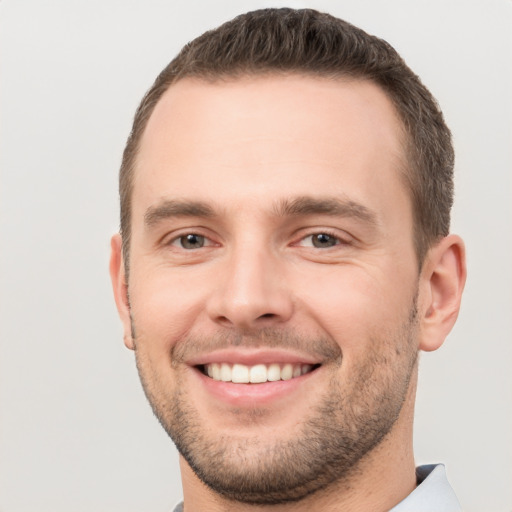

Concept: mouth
[[197, 362, 321, 384], [189, 351, 324, 406]]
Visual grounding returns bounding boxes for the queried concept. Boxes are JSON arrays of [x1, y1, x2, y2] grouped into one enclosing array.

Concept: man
[[110, 8, 466, 511]]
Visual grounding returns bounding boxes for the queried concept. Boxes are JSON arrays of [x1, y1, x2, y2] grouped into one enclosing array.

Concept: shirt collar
[[390, 464, 462, 512]]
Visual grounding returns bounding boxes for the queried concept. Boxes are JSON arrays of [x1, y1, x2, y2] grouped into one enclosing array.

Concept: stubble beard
[[133, 302, 419, 505]]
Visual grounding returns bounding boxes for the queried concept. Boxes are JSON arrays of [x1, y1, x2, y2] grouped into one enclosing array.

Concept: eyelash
[[168, 233, 213, 250], [165, 229, 349, 251], [295, 230, 349, 249]]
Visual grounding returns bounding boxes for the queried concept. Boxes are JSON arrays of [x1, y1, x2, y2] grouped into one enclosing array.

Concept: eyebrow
[[144, 200, 217, 228], [144, 195, 378, 228], [273, 196, 378, 225]]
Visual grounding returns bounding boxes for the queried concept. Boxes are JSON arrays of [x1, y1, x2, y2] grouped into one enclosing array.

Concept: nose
[[207, 244, 294, 330]]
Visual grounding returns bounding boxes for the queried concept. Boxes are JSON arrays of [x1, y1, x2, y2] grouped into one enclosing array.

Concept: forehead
[[134, 74, 408, 220]]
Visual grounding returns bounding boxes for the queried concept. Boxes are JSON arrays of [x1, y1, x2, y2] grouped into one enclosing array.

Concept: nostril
[[259, 313, 276, 319], [216, 316, 232, 326]]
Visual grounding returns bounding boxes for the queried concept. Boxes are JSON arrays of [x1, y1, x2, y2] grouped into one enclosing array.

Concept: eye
[[173, 233, 206, 250], [298, 232, 344, 248], [311, 233, 338, 248]]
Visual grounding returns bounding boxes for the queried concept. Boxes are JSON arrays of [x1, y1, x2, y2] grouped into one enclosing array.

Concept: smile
[[200, 363, 319, 383]]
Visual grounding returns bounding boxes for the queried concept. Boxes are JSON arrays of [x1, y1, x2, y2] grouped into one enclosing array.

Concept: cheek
[[128, 266, 212, 350], [293, 264, 415, 349]]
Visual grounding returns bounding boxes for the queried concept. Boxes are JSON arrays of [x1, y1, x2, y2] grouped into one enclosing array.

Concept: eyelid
[[171, 235, 212, 249], [162, 229, 219, 249], [293, 229, 353, 248]]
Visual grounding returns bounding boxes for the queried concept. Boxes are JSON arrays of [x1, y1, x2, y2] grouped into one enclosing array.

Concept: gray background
[[1, 0, 511, 510]]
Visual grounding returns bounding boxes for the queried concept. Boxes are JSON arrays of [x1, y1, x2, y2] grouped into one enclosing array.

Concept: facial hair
[[133, 301, 419, 505]]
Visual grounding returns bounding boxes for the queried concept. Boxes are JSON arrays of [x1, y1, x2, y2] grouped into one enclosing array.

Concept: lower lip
[[192, 367, 318, 407]]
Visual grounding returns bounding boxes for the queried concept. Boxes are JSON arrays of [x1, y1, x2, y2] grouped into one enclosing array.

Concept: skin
[[110, 75, 466, 511]]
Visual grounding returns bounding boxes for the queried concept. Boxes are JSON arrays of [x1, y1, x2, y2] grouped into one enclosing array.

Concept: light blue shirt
[[172, 464, 461, 512]]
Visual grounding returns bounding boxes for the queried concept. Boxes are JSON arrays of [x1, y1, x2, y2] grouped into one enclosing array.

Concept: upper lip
[[186, 348, 323, 367]]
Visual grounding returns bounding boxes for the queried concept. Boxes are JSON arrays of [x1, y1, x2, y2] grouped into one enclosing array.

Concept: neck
[[179, 376, 418, 512]]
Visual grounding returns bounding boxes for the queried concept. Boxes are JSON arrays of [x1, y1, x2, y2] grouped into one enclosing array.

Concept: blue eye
[[178, 234, 205, 249]]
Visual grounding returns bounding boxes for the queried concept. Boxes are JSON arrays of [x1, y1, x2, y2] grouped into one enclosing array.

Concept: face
[[113, 75, 422, 503]]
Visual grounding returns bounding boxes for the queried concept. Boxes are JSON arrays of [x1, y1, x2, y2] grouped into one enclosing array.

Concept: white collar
[[390, 464, 462, 512]]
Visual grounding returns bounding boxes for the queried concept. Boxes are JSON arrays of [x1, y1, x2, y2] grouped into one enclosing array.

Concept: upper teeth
[[205, 363, 313, 383]]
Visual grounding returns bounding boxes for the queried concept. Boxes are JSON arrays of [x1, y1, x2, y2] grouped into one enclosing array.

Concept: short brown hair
[[119, 8, 454, 270]]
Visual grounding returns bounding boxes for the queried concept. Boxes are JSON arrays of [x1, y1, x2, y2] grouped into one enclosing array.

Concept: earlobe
[[109, 234, 135, 350], [418, 234, 467, 352]]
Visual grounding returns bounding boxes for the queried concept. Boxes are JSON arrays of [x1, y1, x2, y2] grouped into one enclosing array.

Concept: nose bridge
[[208, 236, 293, 329]]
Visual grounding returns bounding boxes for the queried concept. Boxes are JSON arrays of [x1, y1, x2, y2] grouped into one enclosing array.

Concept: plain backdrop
[[0, 1, 511, 511]]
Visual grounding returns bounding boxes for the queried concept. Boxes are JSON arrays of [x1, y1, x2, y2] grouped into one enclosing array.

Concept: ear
[[109, 234, 134, 350], [418, 234, 467, 352]]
